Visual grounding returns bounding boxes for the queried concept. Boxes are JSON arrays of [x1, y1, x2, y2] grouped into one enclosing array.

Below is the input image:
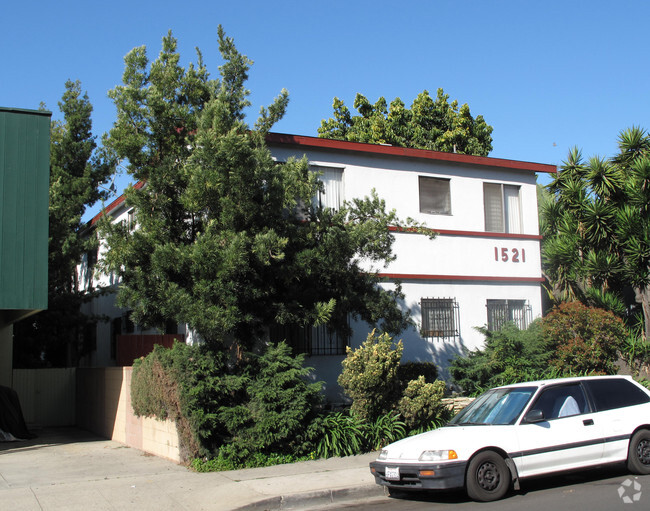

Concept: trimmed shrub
[[397, 377, 449, 433], [542, 301, 626, 374], [338, 330, 403, 421], [397, 361, 438, 387], [131, 342, 237, 461]]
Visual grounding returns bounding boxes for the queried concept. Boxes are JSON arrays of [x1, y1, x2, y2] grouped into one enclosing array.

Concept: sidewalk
[[0, 428, 385, 510]]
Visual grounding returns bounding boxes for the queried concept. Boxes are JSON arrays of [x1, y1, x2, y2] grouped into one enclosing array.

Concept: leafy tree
[[101, 28, 423, 352], [318, 88, 493, 156], [541, 127, 650, 339], [13, 80, 116, 367]]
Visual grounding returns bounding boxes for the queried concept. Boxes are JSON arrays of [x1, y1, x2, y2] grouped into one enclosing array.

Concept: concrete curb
[[233, 483, 385, 510]]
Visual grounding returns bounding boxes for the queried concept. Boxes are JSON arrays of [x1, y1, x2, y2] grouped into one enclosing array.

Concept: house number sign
[[494, 247, 526, 263]]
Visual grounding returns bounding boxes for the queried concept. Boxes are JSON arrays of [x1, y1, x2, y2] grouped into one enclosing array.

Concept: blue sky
[[4, 1, 650, 218]]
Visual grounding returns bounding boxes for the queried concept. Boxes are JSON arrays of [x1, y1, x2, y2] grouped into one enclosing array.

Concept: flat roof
[[90, 131, 557, 226], [266, 133, 557, 174]]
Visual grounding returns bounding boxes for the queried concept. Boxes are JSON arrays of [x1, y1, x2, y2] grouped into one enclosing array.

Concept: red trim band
[[378, 274, 544, 283], [388, 226, 542, 240]]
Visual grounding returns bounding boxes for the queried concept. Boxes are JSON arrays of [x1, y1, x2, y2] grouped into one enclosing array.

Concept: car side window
[[529, 383, 589, 420], [583, 378, 650, 411]]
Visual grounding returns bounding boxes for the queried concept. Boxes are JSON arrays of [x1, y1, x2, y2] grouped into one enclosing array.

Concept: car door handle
[[583, 419, 594, 426]]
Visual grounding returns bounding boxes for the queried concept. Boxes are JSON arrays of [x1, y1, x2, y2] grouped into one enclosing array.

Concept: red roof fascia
[[265, 133, 557, 174], [90, 181, 145, 226]]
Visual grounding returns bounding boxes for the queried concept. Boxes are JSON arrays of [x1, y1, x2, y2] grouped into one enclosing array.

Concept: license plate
[[385, 466, 400, 480]]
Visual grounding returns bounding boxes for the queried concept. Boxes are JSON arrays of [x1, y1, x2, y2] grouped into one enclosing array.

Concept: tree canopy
[[318, 88, 493, 156], [540, 127, 650, 340], [101, 28, 427, 352], [14, 80, 116, 367]]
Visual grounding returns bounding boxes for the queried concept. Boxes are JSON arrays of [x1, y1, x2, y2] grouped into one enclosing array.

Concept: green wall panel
[[0, 107, 51, 312]]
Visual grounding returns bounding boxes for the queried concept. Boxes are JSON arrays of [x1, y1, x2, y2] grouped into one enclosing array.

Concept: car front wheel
[[466, 451, 511, 502], [628, 429, 650, 475]]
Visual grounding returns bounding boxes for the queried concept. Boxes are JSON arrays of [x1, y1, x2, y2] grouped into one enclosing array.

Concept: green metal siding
[[0, 107, 51, 313]]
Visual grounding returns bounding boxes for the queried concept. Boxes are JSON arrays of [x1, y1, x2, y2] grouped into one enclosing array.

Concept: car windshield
[[448, 386, 537, 426]]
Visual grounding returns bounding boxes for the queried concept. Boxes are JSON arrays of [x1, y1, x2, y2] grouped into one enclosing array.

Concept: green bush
[[397, 361, 438, 387], [310, 412, 367, 458], [449, 321, 549, 395], [131, 342, 236, 461], [542, 302, 626, 374], [131, 341, 322, 465], [225, 342, 322, 461], [338, 330, 403, 421], [397, 377, 450, 433]]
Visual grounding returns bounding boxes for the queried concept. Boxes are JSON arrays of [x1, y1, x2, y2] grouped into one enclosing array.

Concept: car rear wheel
[[628, 429, 650, 475], [466, 451, 510, 502]]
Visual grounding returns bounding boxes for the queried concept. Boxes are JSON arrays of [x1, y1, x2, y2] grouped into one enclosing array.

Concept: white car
[[370, 375, 650, 501]]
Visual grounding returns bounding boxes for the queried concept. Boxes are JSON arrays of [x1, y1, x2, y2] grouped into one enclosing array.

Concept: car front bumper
[[369, 460, 467, 490]]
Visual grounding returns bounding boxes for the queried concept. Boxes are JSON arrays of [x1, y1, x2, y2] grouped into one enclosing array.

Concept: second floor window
[[419, 176, 451, 215], [313, 166, 344, 210], [484, 183, 521, 233]]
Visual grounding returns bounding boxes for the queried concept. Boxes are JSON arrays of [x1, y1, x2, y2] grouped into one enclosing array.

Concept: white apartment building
[[81, 133, 555, 400]]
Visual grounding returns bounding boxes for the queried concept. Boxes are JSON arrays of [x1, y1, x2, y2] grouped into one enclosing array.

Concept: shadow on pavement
[[0, 426, 106, 453]]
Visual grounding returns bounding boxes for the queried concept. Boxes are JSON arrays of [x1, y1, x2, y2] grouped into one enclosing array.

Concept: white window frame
[[419, 176, 451, 215], [313, 166, 344, 211], [483, 183, 522, 233]]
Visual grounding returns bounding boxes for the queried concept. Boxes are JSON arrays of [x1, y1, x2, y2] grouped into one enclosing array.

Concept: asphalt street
[[322, 464, 650, 511]]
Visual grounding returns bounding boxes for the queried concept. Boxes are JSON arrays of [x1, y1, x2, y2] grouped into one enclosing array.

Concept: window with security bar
[[269, 320, 349, 356], [420, 298, 460, 340], [486, 299, 532, 331]]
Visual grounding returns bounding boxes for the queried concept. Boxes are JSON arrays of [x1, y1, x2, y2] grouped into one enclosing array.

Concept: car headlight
[[419, 450, 458, 462], [378, 450, 389, 460]]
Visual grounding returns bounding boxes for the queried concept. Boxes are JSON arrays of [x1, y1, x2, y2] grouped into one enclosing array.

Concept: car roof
[[496, 374, 635, 390]]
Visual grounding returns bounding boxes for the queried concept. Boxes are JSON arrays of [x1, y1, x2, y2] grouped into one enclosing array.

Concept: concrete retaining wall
[[76, 367, 181, 462]]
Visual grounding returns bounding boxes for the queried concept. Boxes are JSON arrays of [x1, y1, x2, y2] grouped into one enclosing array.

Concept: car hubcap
[[477, 462, 500, 491], [637, 439, 650, 465]]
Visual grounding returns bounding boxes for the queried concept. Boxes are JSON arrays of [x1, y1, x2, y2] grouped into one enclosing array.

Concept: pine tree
[[14, 81, 116, 366], [101, 28, 425, 352]]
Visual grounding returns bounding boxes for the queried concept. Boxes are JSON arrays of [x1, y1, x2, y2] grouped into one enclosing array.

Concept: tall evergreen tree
[[540, 127, 650, 340], [101, 28, 428, 353], [14, 81, 116, 366], [318, 89, 493, 156]]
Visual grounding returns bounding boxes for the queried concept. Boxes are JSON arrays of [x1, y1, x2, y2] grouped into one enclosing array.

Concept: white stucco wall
[[81, 138, 548, 398]]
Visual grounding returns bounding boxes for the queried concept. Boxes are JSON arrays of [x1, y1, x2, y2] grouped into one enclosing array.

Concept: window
[[529, 384, 589, 420], [111, 317, 122, 360], [313, 166, 344, 210], [483, 183, 521, 233], [421, 298, 459, 340], [486, 299, 531, 331], [583, 378, 650, 411], [269, 321, 349, 356], [419, 177, 451, 215]]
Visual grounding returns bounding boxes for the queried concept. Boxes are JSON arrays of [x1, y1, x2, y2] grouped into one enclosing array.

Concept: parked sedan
[[370, 375, 650, 501]]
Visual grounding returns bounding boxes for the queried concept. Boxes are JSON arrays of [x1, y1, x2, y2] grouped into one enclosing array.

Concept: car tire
[[466, 451, 511, 502], [627, 429, 650, 475]]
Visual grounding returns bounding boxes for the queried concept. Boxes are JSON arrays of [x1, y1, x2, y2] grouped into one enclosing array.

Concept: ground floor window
[[420, 298, 460, 341], [486, 299, 531, 331], [269, 321, 349, 356]]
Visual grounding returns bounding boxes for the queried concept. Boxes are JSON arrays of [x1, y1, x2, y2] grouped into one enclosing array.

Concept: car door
[[513, 382, 604, 478]]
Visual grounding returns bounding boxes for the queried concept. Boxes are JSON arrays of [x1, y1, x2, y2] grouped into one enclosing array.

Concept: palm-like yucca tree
[[541, 127, 650, 340]]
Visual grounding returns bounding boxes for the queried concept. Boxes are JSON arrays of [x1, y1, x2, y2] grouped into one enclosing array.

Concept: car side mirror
[[524, 409, 545, 423]]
